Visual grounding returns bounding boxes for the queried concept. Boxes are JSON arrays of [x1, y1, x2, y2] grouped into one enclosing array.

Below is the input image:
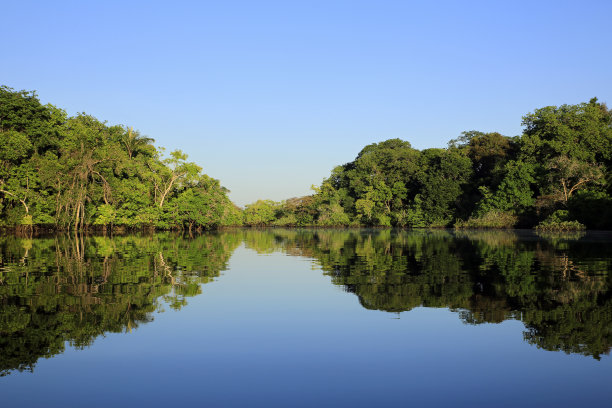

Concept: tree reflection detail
[[1, 229, 611, 376]]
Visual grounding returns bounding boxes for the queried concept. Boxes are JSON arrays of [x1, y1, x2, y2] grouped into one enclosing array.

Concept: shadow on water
[[1, 228, 611, 376]]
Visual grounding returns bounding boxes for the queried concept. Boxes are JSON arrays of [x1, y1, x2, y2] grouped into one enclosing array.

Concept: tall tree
[[148, 150, 201, 209]]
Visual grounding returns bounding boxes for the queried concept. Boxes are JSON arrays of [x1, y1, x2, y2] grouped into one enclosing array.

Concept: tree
[[414, 148, 473, 225], [450, 130, 517, 189], [0, 130, 35, 221], [0, 86, 243, 230], [243, 200, 278, 226], [521, 98, 612, 163], [521, 99, 611, 212], [121, 127, 155, 159], [149, 149, 201, 209], [546, 155, 604, 204], [474, 160, 536, 215]]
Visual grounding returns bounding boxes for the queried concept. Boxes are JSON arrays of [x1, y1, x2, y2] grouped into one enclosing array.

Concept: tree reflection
[[1, 228, 610, 377], [253, 229, 612, 360], [0, 232, 241, 376]]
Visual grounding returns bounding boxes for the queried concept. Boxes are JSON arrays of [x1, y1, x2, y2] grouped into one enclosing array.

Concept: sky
[[2, 0, 611, 206]]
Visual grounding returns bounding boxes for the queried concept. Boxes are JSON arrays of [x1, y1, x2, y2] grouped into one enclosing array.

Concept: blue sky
[[2, 0, 611, 206]]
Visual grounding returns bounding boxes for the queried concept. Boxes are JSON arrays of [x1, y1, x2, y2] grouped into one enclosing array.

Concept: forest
[[1, 85, 611, 230]]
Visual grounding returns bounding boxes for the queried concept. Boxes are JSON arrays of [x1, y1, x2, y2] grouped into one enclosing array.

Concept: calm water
[[1, 229, 611, 407]]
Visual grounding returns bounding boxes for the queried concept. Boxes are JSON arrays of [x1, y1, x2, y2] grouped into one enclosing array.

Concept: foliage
[[2, 85, 611, 230], [567, 190, 612, 230], [455, 210, 518, 229], [243, 200, 279, 226], [0, 86, 240, 230], [545, 155, 604, 204], [473, 160, 536, 216], [281, 97, 611, 229], [449, 130, 518, 189], [535, 210, 586, 231], [521, 98, 612, 212]]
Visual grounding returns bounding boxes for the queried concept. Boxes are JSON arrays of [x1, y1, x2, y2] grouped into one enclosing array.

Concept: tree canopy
[[243, 99, 612, 230], [2, 85, 611, 230], [0, 86, 242, 231]]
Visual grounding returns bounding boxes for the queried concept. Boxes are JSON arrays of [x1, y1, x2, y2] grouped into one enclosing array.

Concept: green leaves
[[0, 130, 32, 164], [93, 204, 116, 226], [0, 86, 241, 230], [244, 200, 278, 226], [522, 99, 612, 163], [2, 85, 611, 231], [474, 160, 536, 216], [545, 156, 604, 203]]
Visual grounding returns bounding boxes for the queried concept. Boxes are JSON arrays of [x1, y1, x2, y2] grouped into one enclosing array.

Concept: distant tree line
[[2, 86, 611, 230], [244, 98, 612, 230]]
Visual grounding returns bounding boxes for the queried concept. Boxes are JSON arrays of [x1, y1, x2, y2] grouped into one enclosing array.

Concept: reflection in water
[[0, 232, 241, 376], [1, 229, 611, 376], [245, 229, 612, 360]]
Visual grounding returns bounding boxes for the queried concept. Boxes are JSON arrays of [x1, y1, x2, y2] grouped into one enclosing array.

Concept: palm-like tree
[[122, 127, 155, 159]]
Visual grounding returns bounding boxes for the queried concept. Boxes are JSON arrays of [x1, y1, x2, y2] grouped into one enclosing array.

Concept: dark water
[[1, 229, 611, 407]]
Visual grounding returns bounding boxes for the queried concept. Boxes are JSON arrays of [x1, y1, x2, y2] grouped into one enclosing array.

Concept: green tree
[[474, 160, 536, 216], [121, 126, 155, 159], [150, 149, 201, 209], [521, 98, 612, 214], [413, 148, 473, 225], [545, 155, 604, 204], [243, 200, 279, 226]]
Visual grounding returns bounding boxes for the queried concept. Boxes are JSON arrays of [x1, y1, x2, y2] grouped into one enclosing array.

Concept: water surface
[[1, 229, 611, 407]]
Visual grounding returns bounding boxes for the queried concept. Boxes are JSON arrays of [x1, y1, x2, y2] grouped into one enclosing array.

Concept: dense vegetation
[[0, 86, 242, 231], [2, 85, 611, 230], [244, 99, 612, 230], [2, 229, 610, 376]]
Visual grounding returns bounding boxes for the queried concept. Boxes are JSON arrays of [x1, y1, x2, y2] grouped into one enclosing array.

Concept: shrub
[[535, 210, 586, 231], [455, 210, 518, 229]]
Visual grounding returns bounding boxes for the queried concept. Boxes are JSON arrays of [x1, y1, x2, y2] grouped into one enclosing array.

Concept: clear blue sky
[[2, 0, 611, 206]]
